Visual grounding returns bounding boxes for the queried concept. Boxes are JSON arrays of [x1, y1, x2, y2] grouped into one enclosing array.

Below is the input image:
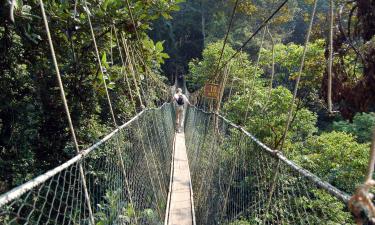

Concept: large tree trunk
[[322, 0, 375, 119]]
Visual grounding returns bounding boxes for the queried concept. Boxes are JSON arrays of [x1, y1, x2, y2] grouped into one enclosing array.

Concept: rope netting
[[0, 103, 175, 225], [185, 106, 356, 225]]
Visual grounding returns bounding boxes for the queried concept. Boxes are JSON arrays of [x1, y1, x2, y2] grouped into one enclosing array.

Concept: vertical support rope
[[110, 26, 114, 66], [348, 127, 375, 223], [114, 28, 164, 221], [258, 25, 276, 116], [121, 35, 144, 108], [124, 0, 140, 41], [39, 1, 95, 224], [123, 0, 168, 105], [213, 0, 240, 79], [84, 8, 142, 223], [243, 27, 267, 121], [132, 47, 170, 100], [278, 0, 318, 151], [366, 128, 375, 183], [113, 26, 136, 106], [83, 0, 117, 126], [327, 0, 334, 113], [267, 25, 275, 91], [128, 43, 149, 106], [263, 0, 318, 220]]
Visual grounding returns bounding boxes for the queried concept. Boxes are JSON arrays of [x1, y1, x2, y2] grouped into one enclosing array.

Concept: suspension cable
[[83, 0, 117, 126], [113, 25, 136, 105], [327, 0, 334, 113], [212, 0, 240, 80], [86, 13, 143, 223], [243, 27, 267, 122], [39, 0, 95, 224], [267, 25, 275, 91], [124, 0, 140, 41], [113, 26, 165, 219], [278, 0, 318, 151], [219, 0, 289, 72], [121, 35, 144, 107], [127, 43, 150, 105]]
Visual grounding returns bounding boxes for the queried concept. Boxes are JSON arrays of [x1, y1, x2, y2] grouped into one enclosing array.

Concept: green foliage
[[229, 219, 252, 225], [225, 86, 317, 149], [333, 112, 375, 143], [95, 190, 137, 225], [0, 0, 181, 192], [294, 189, 353, 224], [142, 37, 170, 65], [293, 131, 368, 193], [187, 41, 257, 91], [260, 39, 326, 93]]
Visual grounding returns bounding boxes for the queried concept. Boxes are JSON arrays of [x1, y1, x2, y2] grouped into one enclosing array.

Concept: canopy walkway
[[1, 0, 374, 224], [0, 103, 356, 224]]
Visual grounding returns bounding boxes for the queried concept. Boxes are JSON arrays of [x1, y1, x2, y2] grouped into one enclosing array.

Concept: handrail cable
[[117, 19, 168, 216], [0, 108, 148, 207], [192, 106, 350, 203]]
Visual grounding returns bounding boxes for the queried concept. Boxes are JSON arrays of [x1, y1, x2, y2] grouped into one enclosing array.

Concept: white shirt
[[174, 93, 190, 105]]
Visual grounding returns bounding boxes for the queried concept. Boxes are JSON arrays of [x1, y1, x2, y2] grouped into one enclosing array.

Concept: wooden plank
[[167, 132, 194, 225]]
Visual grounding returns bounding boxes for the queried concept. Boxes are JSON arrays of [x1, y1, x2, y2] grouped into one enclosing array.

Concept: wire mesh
[[185, 106, 355, 225], [0, 103, 175, 225]]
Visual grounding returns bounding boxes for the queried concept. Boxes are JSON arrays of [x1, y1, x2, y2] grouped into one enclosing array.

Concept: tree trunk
[[321, 0, 375, 119]]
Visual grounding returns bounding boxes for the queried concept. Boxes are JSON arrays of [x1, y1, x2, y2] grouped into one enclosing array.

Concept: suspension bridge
[[0, 101, 357, 224], [1, 0, 374, 224]]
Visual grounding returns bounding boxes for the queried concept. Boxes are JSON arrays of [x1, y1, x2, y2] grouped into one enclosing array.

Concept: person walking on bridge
[[174, 88, 192, 133]]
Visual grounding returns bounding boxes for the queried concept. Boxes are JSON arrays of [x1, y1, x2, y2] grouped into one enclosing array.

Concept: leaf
[[170, 5, 180, 11], [155, 41, 164, 52], [160, 52, 170, 59], [161, 12, 172, 19], [101, 52, 109, 69]]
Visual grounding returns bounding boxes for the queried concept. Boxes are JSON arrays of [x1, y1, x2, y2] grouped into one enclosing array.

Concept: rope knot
[[271, 149, 281, 156], [349, 180, 375, 225]]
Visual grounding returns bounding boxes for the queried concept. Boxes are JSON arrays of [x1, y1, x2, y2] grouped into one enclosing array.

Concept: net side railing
[[0, 103, 175, 225], [185, 106, 355, 225]]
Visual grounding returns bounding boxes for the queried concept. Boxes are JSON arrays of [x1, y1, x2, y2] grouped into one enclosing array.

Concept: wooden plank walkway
[[167, 132, 195, 225]]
